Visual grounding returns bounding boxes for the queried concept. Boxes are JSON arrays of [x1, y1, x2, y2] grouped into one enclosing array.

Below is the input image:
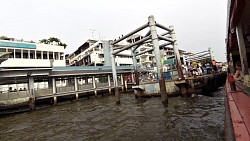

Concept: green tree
[[39, 37, 67, 49]]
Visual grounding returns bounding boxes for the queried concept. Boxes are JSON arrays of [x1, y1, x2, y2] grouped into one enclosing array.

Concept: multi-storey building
[[69, 39, 133, 67], [0, 39, 65, 68], [69, 37, 187, 71]]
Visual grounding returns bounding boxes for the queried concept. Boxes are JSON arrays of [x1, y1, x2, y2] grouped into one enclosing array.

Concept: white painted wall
[[1, 58, 65, 67], [36, 43, 64, 52]]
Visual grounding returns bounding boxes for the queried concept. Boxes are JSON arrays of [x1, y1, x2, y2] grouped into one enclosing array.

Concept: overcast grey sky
[[0, 0, 227, 61]]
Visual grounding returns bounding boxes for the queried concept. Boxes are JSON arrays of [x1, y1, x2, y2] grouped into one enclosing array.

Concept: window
[[30, 50, 35, 59], [55, 52, 59, 60], [43, 51, 48, 59], [15, 49, 21, 58], [49, 52, 53, 59], [36, 51, 42, 59], [23, 50, 28, 59], [60, 52, 64, 60]]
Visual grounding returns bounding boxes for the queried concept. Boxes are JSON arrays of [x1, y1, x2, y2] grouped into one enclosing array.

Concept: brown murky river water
[[0, 88, 225, 141]]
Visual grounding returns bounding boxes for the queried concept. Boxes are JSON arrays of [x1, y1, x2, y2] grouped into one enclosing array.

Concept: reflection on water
[[0, 88, 225, 141]]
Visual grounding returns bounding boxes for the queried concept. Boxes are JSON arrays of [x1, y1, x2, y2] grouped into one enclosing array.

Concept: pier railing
[[56, 86, 75, 93], [0, 91, 30, 100], [34, 88, 53, 97], [78, 84, 93, 90], [96, 82, 109, 88]]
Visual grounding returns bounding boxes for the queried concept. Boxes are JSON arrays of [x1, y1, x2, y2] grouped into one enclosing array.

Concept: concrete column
[[131, 72, 135, 84], [52, 77, 57, 105], [52, 77, 56, 94], [108, 74, 111, 94], [41, 51, 43, 59], [132, 46, 140, 86], [110, 44, 120, 104], [124, 75, 128, 92], [28, 50, 30, 59], [35, 50, 37, 59], [170, 25, 184, 80], [14, 49, 16, 58], [74, 76, 79, 100], [53, 52, 55, 60], [236, 22, 249, 75], [149, 15, 168, 106], [47, 51, 49, 60], [21, 49, 23, 59], [121, 74, 124, 92], [28, 77, 35, 110], [92, 75, 97, 97], [28, 77, 34, 96]]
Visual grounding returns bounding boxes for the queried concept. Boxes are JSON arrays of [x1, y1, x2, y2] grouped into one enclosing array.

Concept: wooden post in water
[[148, 15, 168, 106]]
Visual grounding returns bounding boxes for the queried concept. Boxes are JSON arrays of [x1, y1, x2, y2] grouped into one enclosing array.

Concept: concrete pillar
[[41, 51, 43, 59], [47, 51, 49, 60], [110, 44, 120, 104], [28, 77, 34, 96], [149, 15, 168, 106], [92, 75, 97, 97], [108, 74, 111, 94], [74, 76, 79, 100], [28, 77, 35, 110], [52, 77, 57, 105], [35, 50, 37, 59], [170, 25, 184, 80], [236, 22, 249, 75], [28, 50, 30, 59], [132, 47, 140, 86], [131, 72, 135, 84], [52, 77, 56, 94], [21, 49, 23, 59], [14, 49, 16, 58], [124, 75, 128, 92], [121, 74, 124, 92]]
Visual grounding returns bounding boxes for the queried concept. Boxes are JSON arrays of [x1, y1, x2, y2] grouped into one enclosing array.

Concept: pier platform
[[225, 81, 250, 141]]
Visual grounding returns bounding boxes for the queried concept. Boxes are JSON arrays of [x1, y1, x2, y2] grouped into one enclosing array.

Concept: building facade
[[0, 40, 65, 68], [69, 40, 133, 67]]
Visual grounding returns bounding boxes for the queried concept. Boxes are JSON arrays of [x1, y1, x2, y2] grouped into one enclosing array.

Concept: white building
[[0, 40, 65, 68], [69, 39, 133, 66], [69, 37, 187, 70]]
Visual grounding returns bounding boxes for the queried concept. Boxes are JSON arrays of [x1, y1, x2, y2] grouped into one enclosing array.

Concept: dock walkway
[[225, 81, 250, 141]]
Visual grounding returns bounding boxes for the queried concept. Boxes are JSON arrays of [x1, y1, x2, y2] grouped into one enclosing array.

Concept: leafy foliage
[[39, 37, 67, 49]]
